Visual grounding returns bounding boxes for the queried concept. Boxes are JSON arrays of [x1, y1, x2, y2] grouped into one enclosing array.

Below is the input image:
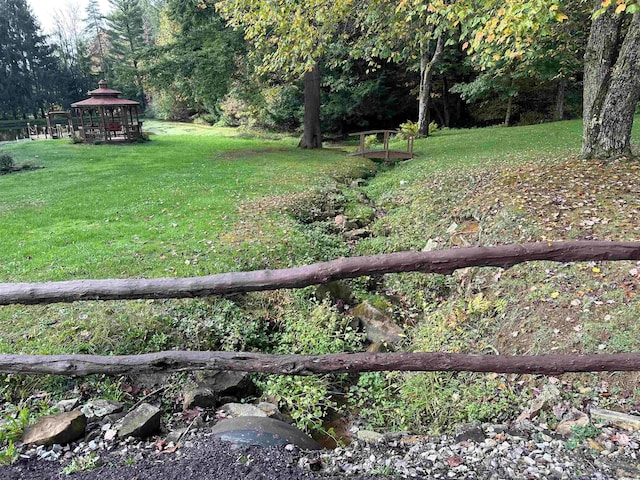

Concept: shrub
[[0, 152, 14, 173], [364, 134, 378, 149], [260, 298, 365, 432], [283, 183, 345, 224], [171, 298, 268, 352], [398, 120, 419, 139]]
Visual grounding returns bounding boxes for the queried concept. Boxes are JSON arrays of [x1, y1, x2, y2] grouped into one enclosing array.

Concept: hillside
[[1, 118, 640, 462]]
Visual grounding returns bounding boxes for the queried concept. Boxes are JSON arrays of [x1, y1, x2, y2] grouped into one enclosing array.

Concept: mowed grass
[[0, 123, 369, 283]]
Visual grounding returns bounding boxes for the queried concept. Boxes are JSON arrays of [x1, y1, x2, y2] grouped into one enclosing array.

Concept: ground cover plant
[[1, 117, 640, 456]]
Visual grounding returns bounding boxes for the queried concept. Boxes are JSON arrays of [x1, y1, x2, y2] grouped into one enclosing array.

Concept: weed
[[171, 298, 268, 352], [0, 441, 19, 465], [565, 425, 602, 450], [62, 452, 102, 474]]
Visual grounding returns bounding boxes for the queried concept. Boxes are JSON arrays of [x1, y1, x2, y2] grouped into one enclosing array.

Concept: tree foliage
[[105, 0, 148, 105], [144, 0, 242, 119], [0, 0, 62, 119]]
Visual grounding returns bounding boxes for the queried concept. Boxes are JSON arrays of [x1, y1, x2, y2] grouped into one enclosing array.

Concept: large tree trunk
[[582, 5, 640, 159], [554, 78, 566, 121], [417, 35, 445, 137], [442, 76, 451, 127], [299, 63, 322, 149]]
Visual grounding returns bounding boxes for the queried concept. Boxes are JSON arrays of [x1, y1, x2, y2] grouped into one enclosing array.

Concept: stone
[[55, 398, 80, 413], [117, 403, 161, 439], [81, 400, 124, 422], [590, 408, 640, 431], [22, 411, 86, 446], [129, 373, 172, 389], [219, 403, 267, 418], [344, 228, 371, 241], [256, 402, 280, 417], [166, 428, 188, 444], [211, 416, 321, 450], [343, 203, 375, 227], [195, 370, 256, 398], [315, 280, 354, 304], [352, 301, 405, 345], [556, 411, 589, 435], [183, 386, 218, 410], [455, 426, 486, 443], [356, 430, 384, 443]]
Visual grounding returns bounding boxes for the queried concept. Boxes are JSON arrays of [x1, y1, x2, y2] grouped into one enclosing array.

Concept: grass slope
[[1, 117, 640, 438]]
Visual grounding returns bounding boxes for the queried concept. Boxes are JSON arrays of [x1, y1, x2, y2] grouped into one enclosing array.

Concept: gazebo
[[71, 80, 143, 143]]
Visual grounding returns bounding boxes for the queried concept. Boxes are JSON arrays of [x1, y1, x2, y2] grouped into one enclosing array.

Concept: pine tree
[[84, 0, 107, 77], [0, 0, 59, 119], [105, 0, 147, 106]]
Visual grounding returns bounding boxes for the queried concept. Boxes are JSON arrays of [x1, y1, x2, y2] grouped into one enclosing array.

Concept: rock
[[352, 301, 404, 345], [455, 425, 486, 443], [256, 402, 280, 417], [183, 386, 218, 410], [81, 400, 124, 422], [556, 411, 589, 435], [343, 203, 375, 227], [344, 228, 371, 241], [211, 416, 321, 450], [334, 214, 347, 230], [129, 373, 172, 389], [315, 281, 354, 304], [356, 430, 384, 443], [117, 403, 161, 439], [590, 408, 640, 431], [219, 403, 267, 418], [166, 428, 188, 444], [195, 370, 256, 398], [22, 411, 86, 446], [350, 178, 367, 188], [55, 398, 80, 412]]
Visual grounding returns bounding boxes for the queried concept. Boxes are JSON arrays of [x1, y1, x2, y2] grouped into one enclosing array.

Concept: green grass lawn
[[0, 123, 371, 282]]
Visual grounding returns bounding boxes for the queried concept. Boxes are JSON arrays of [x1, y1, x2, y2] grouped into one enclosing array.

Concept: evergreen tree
[[84, 0, 108, 77], [0, 0, 60, 119], [105, 0, 147, 106], [144, 0, 242, 118]]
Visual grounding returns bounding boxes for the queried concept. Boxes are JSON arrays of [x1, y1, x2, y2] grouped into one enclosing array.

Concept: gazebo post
[[45, 112, 52, 139]]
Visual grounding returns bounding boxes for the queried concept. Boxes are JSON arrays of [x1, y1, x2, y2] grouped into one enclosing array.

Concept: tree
[[215, 0, 354, 148], [84, 0, 108, 76], [582, 0, 640, 159], [105, 0, 148, 106], [144, 0, 242, 119], [350, 0, 450, 136], [0, 0, 60, 119]]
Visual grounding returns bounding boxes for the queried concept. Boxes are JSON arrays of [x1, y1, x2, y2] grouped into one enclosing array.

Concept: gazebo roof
[[71, 80, 141, 108]]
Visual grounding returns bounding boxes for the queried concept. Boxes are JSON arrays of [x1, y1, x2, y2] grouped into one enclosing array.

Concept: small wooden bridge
[[348, 129, 415, 161]]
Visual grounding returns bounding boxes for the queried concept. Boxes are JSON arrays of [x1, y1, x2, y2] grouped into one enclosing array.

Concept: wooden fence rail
[[2, 351, 640, 377], [2, 240, 640, 305], [2, 240, 640, 377]]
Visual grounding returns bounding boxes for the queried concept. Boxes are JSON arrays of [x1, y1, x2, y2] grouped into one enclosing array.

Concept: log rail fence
[[2, 240, 640, 377]]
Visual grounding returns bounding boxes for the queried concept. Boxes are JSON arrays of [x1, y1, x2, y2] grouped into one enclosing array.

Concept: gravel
[[2, 421, 640, 479]]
